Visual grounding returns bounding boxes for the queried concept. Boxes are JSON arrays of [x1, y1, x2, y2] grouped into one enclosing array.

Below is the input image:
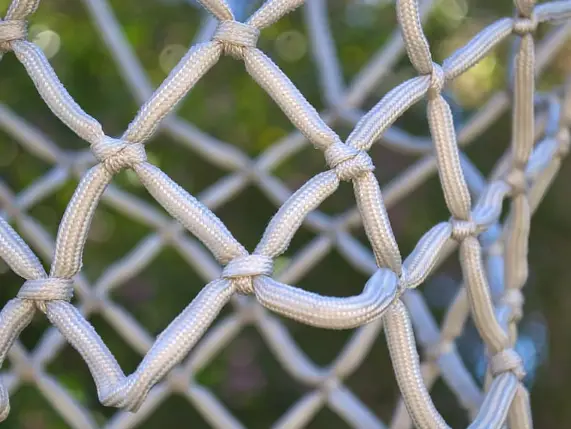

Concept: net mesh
[[0, 0, 571, 427]]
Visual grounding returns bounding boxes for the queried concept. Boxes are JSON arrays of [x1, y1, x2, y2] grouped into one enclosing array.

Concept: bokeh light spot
[[275, 31, 307, 63], [452, 55, 498, 107], [159, 44, 187, 74], [30, 25, 61, 59], [435, 0, 468, 28]]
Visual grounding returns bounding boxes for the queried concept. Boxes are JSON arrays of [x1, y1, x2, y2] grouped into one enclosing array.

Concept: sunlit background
[[1, 0, 571, 427]]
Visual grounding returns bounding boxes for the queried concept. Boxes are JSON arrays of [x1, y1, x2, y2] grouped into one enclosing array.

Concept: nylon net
[[0, 0, 571, 427]]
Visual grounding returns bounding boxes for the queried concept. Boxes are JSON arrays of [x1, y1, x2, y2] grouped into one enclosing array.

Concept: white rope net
[[0, 0, 570, 427]]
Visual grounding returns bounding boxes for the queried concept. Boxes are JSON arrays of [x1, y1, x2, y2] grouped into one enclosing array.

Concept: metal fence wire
[[1, 0, 571, 427]]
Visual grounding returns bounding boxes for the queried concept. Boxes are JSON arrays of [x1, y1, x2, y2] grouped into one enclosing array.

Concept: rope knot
[[222, 254, 273, 295], [450, 218, 478, 241], [213, 20, 259, 59], [427, 62, 445, 99], [505, 167, 528, 195], [166, 368, 188, 394], [513, 14, 537, 36], [321, 377, 340, 394], [556, 128, 570, 157], [397, 266, 408, 291], [0, 19, 26, 52], [425, 340, 455, 361], [91, 136, 147, 174], [325, 141, 374, 181], [501, 288, 524, 321], [490, 348, 526, 381], [18, 277, 74, 313]]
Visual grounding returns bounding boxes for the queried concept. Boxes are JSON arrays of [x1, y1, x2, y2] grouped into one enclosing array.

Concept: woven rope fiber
[[1, 0, 571, 427]]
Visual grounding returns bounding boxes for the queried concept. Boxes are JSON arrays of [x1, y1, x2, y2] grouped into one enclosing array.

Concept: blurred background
[[1, 0, 571, 427]]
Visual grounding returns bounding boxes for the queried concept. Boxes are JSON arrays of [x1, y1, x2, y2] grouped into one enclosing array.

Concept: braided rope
[[0, 0, 571, 427]]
